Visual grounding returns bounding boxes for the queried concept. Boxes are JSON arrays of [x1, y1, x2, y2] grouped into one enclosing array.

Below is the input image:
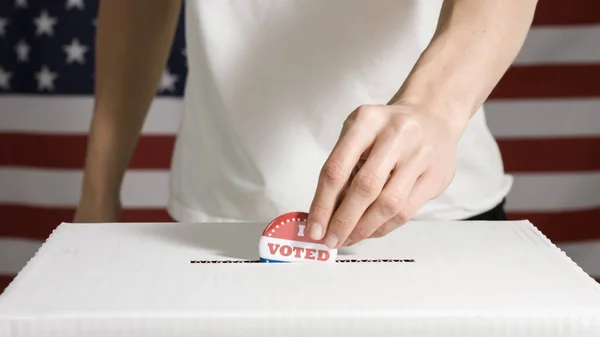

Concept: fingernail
[[324, 233, 339, 249], [309, 223, 323, 240], [342, 238, 352, 246]]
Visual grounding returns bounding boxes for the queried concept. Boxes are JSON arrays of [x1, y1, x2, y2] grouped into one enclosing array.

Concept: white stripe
[[514, 26, 600, 65], [0, 96, 182, 134], [3, 97, 600, 139], [1, 168, 600, 212], [0, 168, 169, 208], [559, 240, 600, 278], [506, 172, 600, 211], [0, 238, 41, 275], [485, 99, 600, 138]]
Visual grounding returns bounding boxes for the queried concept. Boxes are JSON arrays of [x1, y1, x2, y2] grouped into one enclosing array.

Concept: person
[[74, 0, 538, 249]]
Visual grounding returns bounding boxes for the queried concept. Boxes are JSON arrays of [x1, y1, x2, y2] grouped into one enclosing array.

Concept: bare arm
[[390, 0, 538, 131], [75, 0, 181, 222], [308, 0, 538, 247]]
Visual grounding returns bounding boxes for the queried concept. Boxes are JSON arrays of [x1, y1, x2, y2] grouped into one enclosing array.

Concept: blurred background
[[1, 0, 599, 292]]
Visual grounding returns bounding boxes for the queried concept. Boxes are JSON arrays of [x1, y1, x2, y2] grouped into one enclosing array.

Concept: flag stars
[[0, 67, 12, 90], [159, 68, 179, 93], [15, 40, 30, 63], [66, 0, 85, 10], [33, 11, 57, 37], [35, 65, 58, 92], [0, 18, 8, 37], [63, 38, 88, 64], [15, 0, 28, 8]]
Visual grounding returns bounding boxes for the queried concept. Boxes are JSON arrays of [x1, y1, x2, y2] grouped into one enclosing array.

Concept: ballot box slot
[[189, 259, 416, 264]]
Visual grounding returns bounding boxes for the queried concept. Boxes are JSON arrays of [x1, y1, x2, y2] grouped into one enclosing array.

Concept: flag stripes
[[490, 64, 600, 99], [531, 0, 600, 26]]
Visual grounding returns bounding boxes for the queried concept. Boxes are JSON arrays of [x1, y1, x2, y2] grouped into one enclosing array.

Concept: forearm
[[390, 0, 538, 133], [81, 0, 181, 202]]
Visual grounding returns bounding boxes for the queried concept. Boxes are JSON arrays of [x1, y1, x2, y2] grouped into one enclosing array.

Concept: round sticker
[[259, 211, 337, 263]]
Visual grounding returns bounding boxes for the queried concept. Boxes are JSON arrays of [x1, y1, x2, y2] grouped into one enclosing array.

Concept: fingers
[[306, 112, 382, 242], [360, 145, 373, 161], [369, 174, 433, 238], [322, 128, 407, 248], [331, 125, 360, 211], [345, 148, 428, 244]]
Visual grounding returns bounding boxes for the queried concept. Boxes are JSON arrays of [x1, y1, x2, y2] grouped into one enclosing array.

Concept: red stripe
[[1, 204, 599, 243], [0, 274, 14, 294], [507, 208, 600, 243], [0, 133, 175, 169], [532, 0, 600, 26], [490, 65, 600, 100], [0, 205, 173, 241], [3, 133, 599, 173], [499, 137, 600, 173]]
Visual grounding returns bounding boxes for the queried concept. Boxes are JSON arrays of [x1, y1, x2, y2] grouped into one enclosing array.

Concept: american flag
[[1, 0, 599, 292]]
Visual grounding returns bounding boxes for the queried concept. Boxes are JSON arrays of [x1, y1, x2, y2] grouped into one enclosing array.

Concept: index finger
[[306, 122, 376, 242]]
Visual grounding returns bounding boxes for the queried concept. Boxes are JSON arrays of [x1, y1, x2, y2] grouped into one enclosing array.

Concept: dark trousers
[[465, 199, 508, 221]]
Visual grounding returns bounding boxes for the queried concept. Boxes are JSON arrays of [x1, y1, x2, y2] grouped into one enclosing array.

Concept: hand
[[306, 102, 466, 249]]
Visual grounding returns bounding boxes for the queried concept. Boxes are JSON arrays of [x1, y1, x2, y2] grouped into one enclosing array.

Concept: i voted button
[[259, 211, 337, 263]]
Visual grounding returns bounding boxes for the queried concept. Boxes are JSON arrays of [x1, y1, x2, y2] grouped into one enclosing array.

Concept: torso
[[167, 0, 513, 222]]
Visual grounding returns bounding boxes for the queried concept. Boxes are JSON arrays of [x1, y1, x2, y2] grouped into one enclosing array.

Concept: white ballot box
[[1, 220, 600, 336]]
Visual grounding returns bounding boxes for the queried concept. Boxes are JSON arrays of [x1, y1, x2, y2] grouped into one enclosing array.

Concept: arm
[[75, 0, 181, 222], [390, 0, 538, 132], [307, 0, 538, 248]]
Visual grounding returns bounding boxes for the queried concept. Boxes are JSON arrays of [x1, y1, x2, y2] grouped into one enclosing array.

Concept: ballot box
[[1, 220, 599, 336]]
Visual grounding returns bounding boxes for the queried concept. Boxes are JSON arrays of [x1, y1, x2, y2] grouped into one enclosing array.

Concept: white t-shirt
[[167, 0, 513, 223]]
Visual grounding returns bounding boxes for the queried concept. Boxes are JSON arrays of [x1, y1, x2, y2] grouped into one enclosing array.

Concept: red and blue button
[[259, 211, 337, 263]]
